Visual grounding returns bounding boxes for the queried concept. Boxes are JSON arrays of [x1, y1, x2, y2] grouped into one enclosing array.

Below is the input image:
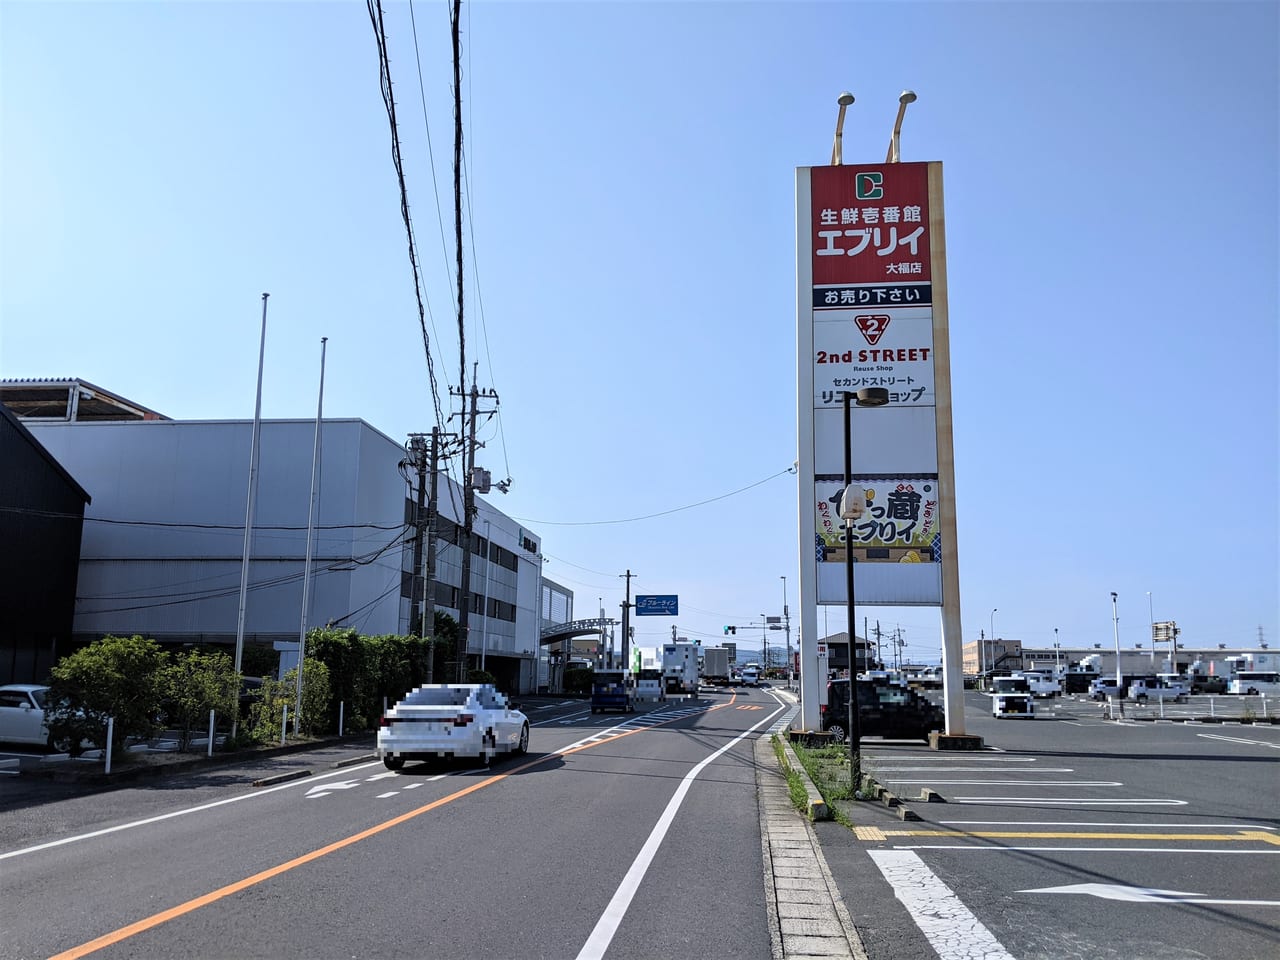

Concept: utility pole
[[408, 427, 454, 683], [407, 434, 429, 639], [875, 620, 882, 670], [621, 569, 634, 672], [450, 376, 499, 682]]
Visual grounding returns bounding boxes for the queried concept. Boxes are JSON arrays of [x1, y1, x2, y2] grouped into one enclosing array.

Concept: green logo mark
[[855, 172, 884, 200]]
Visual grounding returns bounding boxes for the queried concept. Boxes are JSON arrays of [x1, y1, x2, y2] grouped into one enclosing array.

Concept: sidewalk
[[756, 736, 867, 960]]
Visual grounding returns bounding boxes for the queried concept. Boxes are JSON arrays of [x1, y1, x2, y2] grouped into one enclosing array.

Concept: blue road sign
[[635, 595, 678, 616]]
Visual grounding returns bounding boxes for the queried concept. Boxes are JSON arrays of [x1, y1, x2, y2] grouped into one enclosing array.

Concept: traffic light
[[724, 626, 737, 635]]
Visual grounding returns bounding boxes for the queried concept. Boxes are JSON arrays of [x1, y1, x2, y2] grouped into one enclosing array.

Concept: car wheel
[[47, 733, 73, 755], [1137, 695, 1148, 705], [1247, 687, 1259, 696], [826, 722, 847, 743], [516, 722, 529, 755], [383, 755, 405, 771]]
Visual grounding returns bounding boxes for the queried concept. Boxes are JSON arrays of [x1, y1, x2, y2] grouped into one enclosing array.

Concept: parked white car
[[1128, 677, 1189, 703], [377, 684, 528, 770], [0, 685, 58, 748]]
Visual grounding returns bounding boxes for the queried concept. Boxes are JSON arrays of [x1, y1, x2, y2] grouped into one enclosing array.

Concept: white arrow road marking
[[869, 850, 1015, 960], [1020, 883, 1280, 906], [1198, 733, 1280, 748], [366, 772, 399, 781], [305, 779, 363, 799]]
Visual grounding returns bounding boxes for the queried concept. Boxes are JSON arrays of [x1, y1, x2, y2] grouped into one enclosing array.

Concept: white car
[[0, 684, 84, 752], [377, 684, 529, 770]]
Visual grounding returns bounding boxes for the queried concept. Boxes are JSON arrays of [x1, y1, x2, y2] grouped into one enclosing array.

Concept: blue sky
[[2, 1, 1276, 663]]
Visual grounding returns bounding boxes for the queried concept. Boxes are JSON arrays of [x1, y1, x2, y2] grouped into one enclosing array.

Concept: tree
[[280, 658, 331, 736], [47, 635, 167, 754], [160, 648, 237, 751]]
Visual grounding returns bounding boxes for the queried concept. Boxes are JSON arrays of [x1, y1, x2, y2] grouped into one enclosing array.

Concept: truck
[[662, 643, 700, 695], [701, 646, 731, 686], [1012, 670, 1061, 698]]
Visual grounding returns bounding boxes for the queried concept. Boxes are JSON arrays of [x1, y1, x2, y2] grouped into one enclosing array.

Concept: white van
[[740, 666, 760, 687], [1228, 671, 1280, 696]]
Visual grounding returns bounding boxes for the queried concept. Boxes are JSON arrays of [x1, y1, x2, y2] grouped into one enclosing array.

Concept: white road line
[[1198, 733, 1280, 748], [403, 782, 423, 789], [0, 760, 384, 860], [866, 754, 1032, 761], [879, 780, 1121, 786], [376, 792, 398, 799], [953, 797, 1187, 805], [939, 821, 1276, 829], [875, 773, 1075, 778], [868, 850, 1015, 960], [896, 845, 1280, 854], [573, 705, 785, 960]]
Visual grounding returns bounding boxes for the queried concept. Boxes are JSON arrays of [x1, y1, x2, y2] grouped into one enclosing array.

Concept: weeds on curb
[[770, 735, 813, 815]]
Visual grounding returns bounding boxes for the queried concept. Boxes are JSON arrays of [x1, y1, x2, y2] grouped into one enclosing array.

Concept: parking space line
[[868, 850, 1015, 960], [863, 829, 1274, 842], [953, 797, 1187, 805]]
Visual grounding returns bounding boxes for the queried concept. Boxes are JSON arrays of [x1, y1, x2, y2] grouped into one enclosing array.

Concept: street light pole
[[1054, 626, 1060, 678], [781, 575, 791, 691], [840, 387, 888, 788], [1111, 592, 1122, 688]]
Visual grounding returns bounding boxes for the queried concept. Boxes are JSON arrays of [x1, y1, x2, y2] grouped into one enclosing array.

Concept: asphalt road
[[0, 687, 791, 960], [822, 689, 1280, 960], [4, 685, 1276, 960]]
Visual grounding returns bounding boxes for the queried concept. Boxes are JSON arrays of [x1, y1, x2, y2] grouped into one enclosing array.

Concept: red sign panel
[[810, 163, 931, 285]]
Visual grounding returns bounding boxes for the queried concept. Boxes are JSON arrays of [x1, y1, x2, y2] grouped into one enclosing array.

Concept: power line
[[366, 0, 446, 433], [513, 466, 796, 526]]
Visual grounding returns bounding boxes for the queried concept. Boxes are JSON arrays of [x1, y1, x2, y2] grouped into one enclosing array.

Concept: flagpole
[[234, 293, 270, 714], [294, 336, 327, 734]]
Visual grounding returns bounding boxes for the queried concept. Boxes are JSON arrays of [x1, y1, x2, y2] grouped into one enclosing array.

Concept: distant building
[[0, 402, 91, 683], [3, 379, 568, 694]]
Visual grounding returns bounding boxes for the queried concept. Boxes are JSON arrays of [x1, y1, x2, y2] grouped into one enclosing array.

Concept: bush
[[281, 658, 331, 735], [161, 649, 237, 751], [47, 634, 167, 754], [467, 669, 495, 686]]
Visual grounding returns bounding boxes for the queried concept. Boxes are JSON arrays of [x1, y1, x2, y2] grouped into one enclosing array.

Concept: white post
[[1210, 696, 1215, 718], [338, 701, 345, 736], [1110, 592, 1122, 688], [207, 709, 215, 758], [104, 717, 115, 774], [281, 706, 288, 745]]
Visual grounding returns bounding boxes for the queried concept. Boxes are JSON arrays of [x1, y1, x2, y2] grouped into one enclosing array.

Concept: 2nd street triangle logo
[[854, 314, 890, 345]]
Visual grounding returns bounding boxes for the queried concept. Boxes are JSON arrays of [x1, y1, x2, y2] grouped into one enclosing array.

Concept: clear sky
[[2, 1, 1276, 665]]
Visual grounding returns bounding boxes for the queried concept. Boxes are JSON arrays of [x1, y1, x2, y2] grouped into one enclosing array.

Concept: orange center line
[[50, 693, 742, 960]]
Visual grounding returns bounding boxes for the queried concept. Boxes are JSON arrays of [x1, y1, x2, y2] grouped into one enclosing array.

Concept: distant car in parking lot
[[0, 684, 83, 753], [377, 684, 529, 770], [821, 679, 945, 743]]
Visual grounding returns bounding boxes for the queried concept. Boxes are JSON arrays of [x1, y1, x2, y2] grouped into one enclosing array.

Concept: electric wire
[[406, 0, 456, 336], [513, 465, 796, 526], [366, 0, 446, 434]]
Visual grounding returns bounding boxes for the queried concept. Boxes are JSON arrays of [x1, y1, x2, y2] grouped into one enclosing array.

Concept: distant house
[[0, 401, 91, 683]]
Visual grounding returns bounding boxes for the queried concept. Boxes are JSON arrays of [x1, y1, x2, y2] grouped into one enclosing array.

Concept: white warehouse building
[[19, 391, 567, 694]]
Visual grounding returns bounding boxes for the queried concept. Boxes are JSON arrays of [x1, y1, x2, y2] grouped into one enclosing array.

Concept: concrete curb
[[779, 739, 829, 821], [20, 734, 374, 785], [252, 769, 313, 787]]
